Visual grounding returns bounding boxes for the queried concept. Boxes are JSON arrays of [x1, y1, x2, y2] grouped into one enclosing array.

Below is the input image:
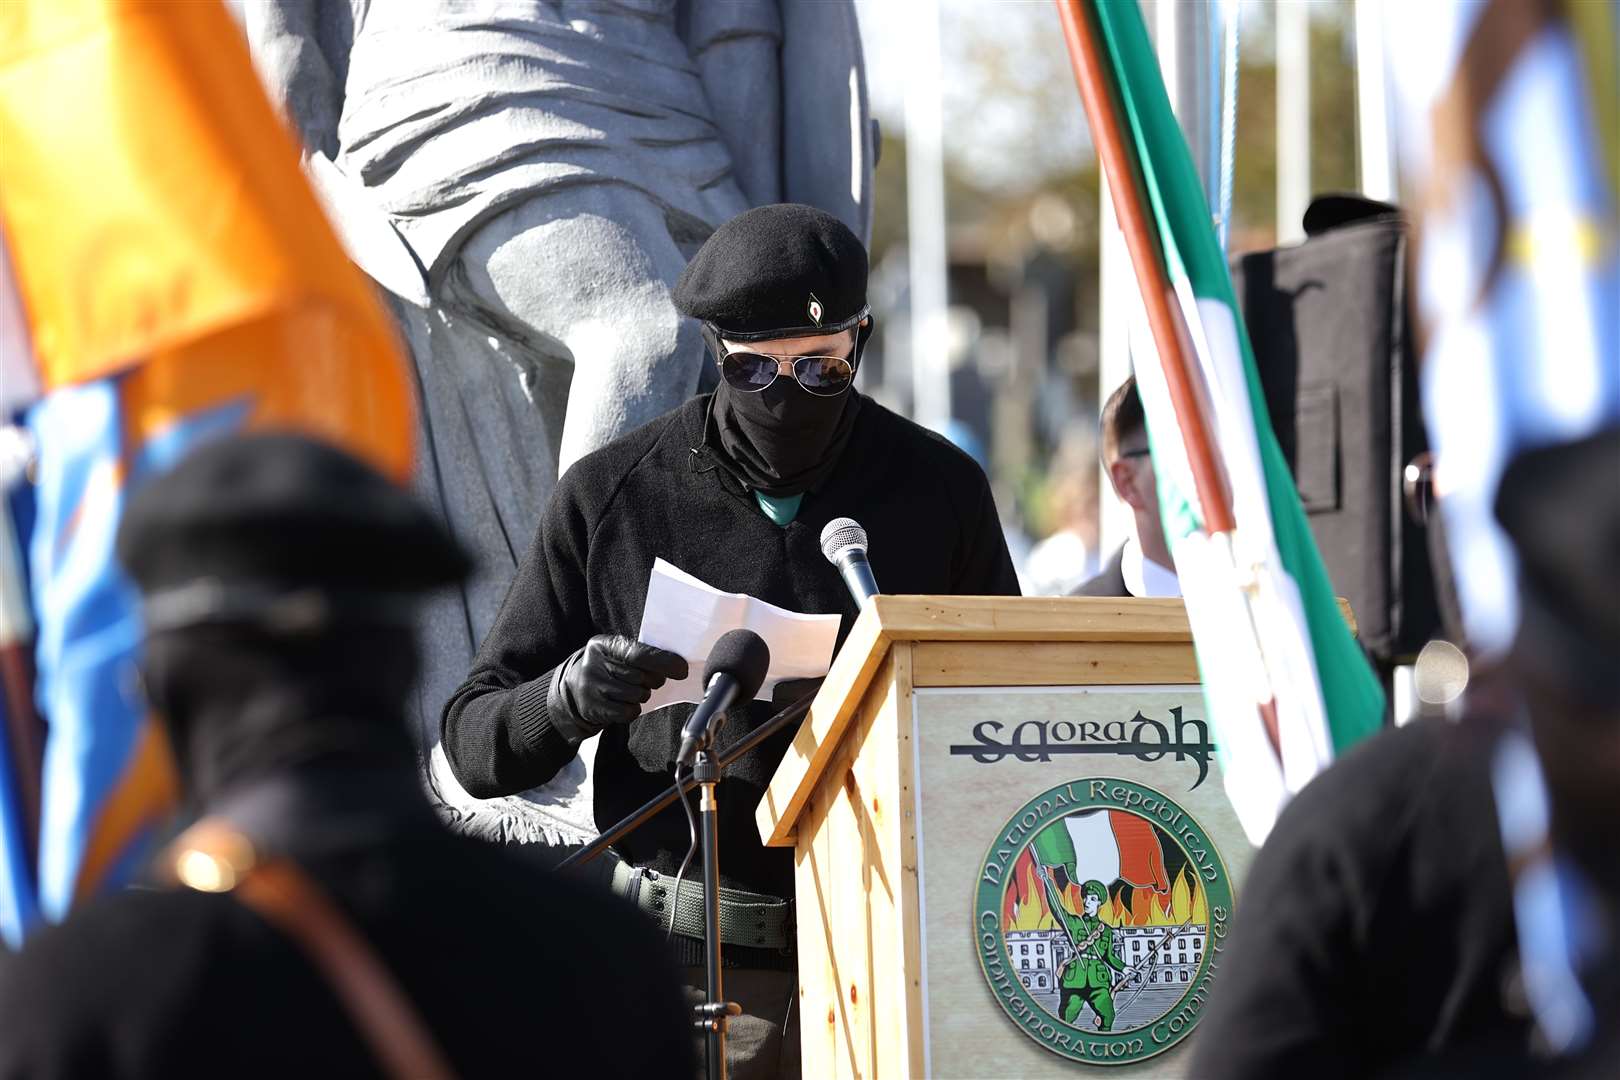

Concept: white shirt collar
[[1121, 535, 1180, 598]]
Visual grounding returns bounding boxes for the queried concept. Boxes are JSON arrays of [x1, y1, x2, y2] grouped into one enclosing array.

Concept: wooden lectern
[[757, 596, 1309, 1078]]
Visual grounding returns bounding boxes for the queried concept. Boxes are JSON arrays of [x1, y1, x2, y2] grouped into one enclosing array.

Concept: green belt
[[609, 858, 794, 953]]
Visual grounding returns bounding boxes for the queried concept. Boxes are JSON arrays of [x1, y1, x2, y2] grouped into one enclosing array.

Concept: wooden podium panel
[[756, 598, 1280, 1078], [911, 685, 1249, 1076]]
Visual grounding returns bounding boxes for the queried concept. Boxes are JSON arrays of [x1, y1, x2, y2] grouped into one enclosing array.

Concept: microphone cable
[[666, 759, 700, 942]]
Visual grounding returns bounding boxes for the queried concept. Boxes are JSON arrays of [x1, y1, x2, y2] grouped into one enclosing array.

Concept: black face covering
[[143, 624, 418, 807], [704, 321, 872, 497], [709, 376, 862, 498]]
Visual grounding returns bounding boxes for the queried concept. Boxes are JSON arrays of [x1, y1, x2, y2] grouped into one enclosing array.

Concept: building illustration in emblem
[[1006, 925, 1208, 1026]]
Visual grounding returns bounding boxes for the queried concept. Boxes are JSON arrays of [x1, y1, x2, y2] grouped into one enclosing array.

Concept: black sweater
[[442, 393, 1020, 897]]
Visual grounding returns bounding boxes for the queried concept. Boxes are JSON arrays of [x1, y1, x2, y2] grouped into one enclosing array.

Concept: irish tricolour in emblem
[[975, 778, 1234, 1066]]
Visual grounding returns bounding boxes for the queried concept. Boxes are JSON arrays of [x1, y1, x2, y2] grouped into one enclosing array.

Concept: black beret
[[673, 203, 868, 339], [117, 432, 469, 606], [1494, 425, 1620, 694]]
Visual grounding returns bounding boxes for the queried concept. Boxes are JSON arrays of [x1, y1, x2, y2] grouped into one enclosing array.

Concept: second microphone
[[675, 629, 772, 767]]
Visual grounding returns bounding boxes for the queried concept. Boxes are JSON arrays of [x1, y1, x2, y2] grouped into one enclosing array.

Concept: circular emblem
[[974, 778, 1234, 1066]]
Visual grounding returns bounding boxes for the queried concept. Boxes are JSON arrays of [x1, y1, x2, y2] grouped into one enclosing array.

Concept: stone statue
[[241, 0, 874, 844]]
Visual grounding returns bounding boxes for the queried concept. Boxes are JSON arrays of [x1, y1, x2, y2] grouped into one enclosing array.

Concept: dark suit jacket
[[1072, 546, 1128, 597]]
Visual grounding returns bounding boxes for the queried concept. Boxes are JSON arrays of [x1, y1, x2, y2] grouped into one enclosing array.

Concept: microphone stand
[[557, 692, 814, 1080], [690, 737, 733, 1080]]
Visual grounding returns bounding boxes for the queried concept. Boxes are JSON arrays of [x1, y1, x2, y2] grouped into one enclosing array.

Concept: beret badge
[[807, 293, 824, 327]]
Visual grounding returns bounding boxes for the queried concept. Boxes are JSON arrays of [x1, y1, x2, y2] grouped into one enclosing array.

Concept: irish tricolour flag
[[1033, 811, 1171, 899], [1086, 0, 1385, 842]]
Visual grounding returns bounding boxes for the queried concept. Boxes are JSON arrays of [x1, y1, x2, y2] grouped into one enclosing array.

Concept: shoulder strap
[[165, 818, 456, 1080]]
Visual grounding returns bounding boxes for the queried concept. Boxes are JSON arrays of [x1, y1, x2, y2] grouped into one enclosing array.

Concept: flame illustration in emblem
[[1001, 842, 1208, 932], [807, 293, 824, 326]]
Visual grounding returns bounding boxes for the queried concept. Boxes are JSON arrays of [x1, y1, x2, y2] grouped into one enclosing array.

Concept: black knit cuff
[[511, 670, 579, 765]]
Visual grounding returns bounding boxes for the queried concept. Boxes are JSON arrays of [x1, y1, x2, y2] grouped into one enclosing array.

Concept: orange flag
[[0, 0, 414, 933], [0, 0, 412, 476]]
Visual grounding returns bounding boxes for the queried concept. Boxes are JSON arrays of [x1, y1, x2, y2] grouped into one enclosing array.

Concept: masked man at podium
[[442, 204, 1021, 1077]]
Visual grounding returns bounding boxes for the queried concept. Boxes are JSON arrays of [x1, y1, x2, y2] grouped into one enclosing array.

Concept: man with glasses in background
[[1075, 375, 1181, 598], [441, 203, 1020, 1078]]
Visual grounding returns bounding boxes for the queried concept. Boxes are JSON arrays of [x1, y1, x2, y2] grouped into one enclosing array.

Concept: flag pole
[[1057, 0, 1285, 758], [1055, 0, 1235, 537]]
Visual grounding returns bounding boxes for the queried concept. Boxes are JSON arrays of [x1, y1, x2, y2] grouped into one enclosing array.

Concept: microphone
[[819, 517, 879, 605], [676, 629, 771, 767]]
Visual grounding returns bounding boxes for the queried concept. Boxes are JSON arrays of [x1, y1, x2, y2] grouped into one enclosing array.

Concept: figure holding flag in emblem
[[1030, 811, 1152, 1030], [1047, 876, 1128, 1031]]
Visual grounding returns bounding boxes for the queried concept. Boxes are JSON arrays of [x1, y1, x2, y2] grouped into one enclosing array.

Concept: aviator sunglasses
[[717, 341, 857, 397]]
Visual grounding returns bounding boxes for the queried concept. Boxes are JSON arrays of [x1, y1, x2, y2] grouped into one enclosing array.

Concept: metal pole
[[1155, 0, 1217, 204], [1354, 0, 1396, 201], [1216, 0, 1241, 252], [904, 0, 950, 431], [1275, 0, 1312, 243], [696, 750, 727, 1080]]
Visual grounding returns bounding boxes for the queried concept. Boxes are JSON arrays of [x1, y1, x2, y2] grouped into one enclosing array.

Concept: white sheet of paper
[[637, 558, 841, 711]]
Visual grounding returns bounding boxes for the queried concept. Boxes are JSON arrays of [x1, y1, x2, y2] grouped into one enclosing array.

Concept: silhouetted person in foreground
[[0, 433, 693, 1079], [1192, 427, 1620, 1080]]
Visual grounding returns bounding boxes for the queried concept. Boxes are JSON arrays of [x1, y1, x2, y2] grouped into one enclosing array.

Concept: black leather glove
[[546, 634, 689, 745]]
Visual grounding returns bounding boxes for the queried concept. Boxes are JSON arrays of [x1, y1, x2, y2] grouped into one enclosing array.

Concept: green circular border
[[972, 777, 1236, 1066]]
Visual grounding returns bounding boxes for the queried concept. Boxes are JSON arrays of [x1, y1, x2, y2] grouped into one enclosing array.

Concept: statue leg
[[392, 293, 568, 745], [420, 184, 711, 845], [454, 184, 708, 475], [393, 287, 592, 847]]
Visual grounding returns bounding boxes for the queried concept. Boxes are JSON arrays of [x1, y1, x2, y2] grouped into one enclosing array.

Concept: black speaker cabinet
[[1231, 197, 1441, 668]]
